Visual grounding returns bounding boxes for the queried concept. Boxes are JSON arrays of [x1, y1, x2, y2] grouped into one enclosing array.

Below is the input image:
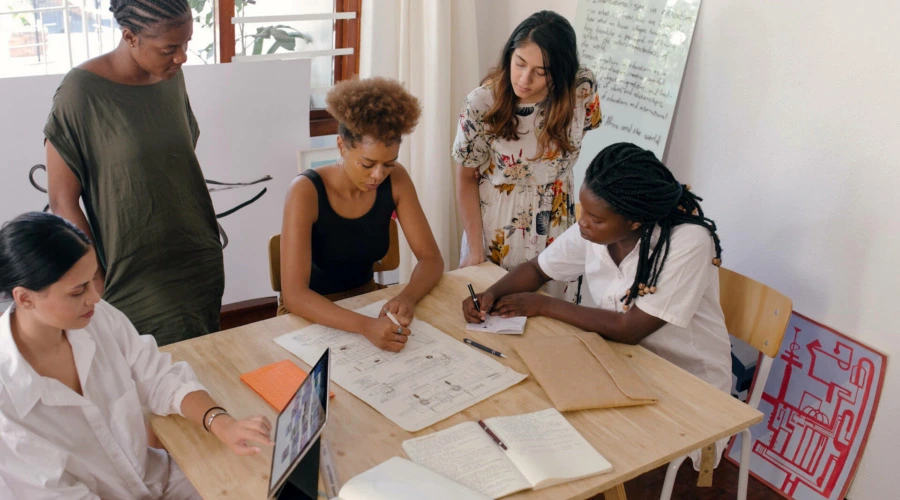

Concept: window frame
[[217, 0, 361, 137]]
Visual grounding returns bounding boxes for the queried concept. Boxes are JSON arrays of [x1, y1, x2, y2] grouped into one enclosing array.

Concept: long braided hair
[[109, 0, 190, 35], [584, 143, 723, 311]]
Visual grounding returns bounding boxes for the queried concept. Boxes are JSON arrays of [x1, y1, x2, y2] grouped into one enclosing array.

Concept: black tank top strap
[[376, 174, 393, 210], [299, 169, 329, 216]]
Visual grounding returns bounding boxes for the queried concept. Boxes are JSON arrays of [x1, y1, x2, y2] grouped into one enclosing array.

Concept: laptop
[[268, 348, 331, 499]]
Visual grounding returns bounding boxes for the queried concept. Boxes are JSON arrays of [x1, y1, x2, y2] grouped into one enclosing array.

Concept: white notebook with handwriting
[[401, 408, 612, 499], [465, 315, 527, 334]]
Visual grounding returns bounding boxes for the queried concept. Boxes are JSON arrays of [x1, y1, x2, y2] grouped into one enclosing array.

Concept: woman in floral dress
[[454, 10, 601, 298]]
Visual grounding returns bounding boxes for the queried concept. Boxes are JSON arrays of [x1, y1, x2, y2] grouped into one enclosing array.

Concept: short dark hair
[[109, 0, 191, 35], [584, 143, 723, 310], [0, 212, 92, 296]]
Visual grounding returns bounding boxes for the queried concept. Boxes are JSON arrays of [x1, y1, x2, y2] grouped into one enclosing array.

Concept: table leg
[[602, 483, 627, 500]]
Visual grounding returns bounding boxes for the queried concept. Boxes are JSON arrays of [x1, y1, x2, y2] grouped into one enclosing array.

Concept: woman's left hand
[[380, 295, 416, 326], [211, 414, 274, 456], [492, 293, 547, 318]]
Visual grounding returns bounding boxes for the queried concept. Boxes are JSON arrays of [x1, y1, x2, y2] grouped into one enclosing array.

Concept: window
[[0, 0, 115, 78], [0, 0, 216, 77], [221, 0, 360, 136], [1, 0, 361, 135]]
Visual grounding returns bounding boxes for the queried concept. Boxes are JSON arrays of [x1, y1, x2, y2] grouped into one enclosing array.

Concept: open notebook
[[335, 457, 490, 500], [466, 315, 527, 334], [402, 408, 611, 498]]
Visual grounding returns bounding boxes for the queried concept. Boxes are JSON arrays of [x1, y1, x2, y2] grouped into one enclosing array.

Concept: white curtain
[[360, 0, 481, 281]]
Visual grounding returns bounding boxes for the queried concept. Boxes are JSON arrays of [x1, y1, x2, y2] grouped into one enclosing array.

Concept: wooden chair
[[659, 267, 792, 500], [268, 218, 400, 294]]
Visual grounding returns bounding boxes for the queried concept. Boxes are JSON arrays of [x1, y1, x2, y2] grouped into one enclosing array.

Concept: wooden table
[[151, 263, 762, 499]]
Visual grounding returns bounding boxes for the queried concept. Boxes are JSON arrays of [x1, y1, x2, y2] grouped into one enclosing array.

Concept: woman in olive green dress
[[45, 0, 223, 345]]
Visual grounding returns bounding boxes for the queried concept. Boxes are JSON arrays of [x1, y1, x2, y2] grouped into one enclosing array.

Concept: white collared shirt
[[538, 224, 732, 393], [0, 300, 206, 499]]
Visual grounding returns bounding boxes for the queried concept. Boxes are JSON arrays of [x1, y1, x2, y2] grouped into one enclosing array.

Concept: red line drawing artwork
[[726, 312, 886, 500]]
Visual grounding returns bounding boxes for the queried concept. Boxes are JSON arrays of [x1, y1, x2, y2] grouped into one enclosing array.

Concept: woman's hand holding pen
[[210, 414, 274, 456], [365, 316, 411, 352], [462, 291, 496, 323], [380, 294, 415, 326]]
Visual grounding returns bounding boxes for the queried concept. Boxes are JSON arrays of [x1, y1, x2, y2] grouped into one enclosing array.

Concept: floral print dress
[[453, 67, 602, 298]]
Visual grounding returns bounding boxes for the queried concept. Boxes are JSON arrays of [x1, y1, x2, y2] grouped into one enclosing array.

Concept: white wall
[[483, 1, 898, 498], [474, 0, 576, 78]]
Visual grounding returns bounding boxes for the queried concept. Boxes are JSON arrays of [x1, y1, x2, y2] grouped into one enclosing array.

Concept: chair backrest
[[269, 234, 282, 292], [718, 267, 792, 359], [267, 218, 400, 293]]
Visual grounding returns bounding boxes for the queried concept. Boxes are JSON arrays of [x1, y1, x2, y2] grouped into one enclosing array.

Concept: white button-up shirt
[[0, 300, 206, 499], [538, 224, 732, 393]]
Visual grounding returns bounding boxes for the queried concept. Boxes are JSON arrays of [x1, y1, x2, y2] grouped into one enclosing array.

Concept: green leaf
[[205, 11, 213, 26], [272, 28, 293, 43], [252, 36, 265, 55], [266, 40, 282, 54]]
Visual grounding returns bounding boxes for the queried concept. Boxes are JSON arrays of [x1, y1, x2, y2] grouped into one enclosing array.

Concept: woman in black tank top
[[280, 78, 444, 352]]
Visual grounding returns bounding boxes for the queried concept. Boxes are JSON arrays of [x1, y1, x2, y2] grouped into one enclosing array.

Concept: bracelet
[[206, 410, 229, 434], [202, 406, 226, 432]]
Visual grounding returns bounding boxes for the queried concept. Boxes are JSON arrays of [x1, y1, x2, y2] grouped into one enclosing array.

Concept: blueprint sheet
[[273, 300, 527, 432]]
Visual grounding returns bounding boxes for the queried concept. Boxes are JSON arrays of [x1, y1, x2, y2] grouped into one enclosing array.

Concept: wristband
[[206, 410, 229, 434], [202, 406, 226, 432]]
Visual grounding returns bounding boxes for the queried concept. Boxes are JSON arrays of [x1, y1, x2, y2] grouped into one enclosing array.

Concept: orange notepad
[[240, 360, 334, 411]]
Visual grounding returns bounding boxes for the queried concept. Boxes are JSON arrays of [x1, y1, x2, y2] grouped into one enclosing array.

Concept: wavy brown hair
[[326, 77, 421, 147], [483, 10, 579, 159]]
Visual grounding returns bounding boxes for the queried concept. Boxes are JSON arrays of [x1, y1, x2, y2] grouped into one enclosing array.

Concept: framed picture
[[725, 311, 886, 500], [297, 148, 339, 172]]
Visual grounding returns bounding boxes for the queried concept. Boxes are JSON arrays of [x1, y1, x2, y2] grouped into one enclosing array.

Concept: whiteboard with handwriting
[[571, 0, 702, 189]]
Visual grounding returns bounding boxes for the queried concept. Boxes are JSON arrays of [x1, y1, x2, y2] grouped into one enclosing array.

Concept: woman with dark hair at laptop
[[0, 212, 273, 499]]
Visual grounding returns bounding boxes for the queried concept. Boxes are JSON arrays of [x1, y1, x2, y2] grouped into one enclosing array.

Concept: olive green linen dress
[[44, 68, 224, 345]]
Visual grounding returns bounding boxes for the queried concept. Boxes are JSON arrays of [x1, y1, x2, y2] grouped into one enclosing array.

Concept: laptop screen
[[268, 348, 330, 496]]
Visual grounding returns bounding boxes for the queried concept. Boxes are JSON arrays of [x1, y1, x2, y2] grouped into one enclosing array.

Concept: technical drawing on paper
[[274, 300, 527, 432], [726, 312, 885, 500]]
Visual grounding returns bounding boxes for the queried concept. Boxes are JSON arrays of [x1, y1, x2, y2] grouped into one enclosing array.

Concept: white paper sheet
[[274, 301, 527, 432], [466, 315, 527, 334], [336, 457, 491, 500]]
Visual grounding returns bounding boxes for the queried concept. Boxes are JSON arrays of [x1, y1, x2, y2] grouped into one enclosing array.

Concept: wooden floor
[[219, 302, 781, 500]]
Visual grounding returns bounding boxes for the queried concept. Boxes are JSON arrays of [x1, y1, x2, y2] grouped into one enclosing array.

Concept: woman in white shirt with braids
[[0, 212, 273, 499], [463, 143, 732, 469]]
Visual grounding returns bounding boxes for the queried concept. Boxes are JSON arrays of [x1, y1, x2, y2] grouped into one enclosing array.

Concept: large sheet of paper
[[274, 301, 527, 432]]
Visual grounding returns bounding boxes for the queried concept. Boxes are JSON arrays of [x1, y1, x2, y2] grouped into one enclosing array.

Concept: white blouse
[[537, 223, 732, 394], [0, 300, 206, 499]]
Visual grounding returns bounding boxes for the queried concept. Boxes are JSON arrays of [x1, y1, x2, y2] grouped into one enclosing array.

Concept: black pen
[[464, 338, 507, 358], [467, 283, 481, 312]]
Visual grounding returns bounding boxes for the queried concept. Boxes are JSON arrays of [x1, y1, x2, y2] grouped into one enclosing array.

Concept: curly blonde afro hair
[[326, 77, 421, 147]]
